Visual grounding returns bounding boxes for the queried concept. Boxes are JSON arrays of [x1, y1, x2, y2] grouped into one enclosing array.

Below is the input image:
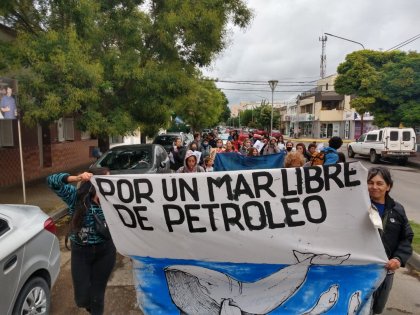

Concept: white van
[[348, 127, 417, 164]]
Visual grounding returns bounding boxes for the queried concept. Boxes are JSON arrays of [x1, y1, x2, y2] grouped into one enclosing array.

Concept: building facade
[[285, 74, 375, 140]]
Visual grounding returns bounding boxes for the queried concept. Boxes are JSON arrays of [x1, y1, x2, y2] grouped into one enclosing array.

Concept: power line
[[202, 77, 319, 84], [217, 82, 317, 87], [220, 88, 326, 93], [216, 80, 318, 84], [385, 33, 420, 51]]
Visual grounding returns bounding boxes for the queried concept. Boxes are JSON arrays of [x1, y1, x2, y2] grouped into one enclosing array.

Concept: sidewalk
[[0, 164, 91, 220]]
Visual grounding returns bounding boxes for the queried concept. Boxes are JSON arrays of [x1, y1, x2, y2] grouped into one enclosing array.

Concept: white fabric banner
[[92, 162, 388, 314]]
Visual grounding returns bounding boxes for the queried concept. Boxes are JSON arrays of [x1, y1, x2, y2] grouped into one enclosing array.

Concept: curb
[[51, 207, 68, 222], [407, 160, 420, 169], [407, 252, 420, 271]]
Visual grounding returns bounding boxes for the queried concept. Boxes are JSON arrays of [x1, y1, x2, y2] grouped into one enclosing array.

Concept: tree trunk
[[140, 133, 147, 144], [360, 113, 364, 136], [98, 134, 110, 154]]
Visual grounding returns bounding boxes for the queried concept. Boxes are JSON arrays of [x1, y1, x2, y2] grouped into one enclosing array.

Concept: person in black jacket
[[169, 137, 186, 171], [367, 166, 414, 314], [48, 167, 115, 315]]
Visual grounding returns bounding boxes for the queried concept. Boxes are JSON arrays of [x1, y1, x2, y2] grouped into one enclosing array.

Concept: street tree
[[335, 50, 420, 127], [219, 93, 231, 124], [0, 0, 252, 149], [239, 109, 253, 127], [174, 79, 226, 133], [254, 104, 280, 131]]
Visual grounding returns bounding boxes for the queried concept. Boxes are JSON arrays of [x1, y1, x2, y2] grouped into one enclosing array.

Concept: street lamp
[[324, 32, 365, 49], [268, 80, 278, 137]]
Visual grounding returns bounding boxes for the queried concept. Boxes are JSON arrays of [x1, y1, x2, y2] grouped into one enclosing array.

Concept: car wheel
[[370, 150, 380, 164], [13, 277, 50, 315], [397, 157, 408, 166], [348, 146, 355, 158]]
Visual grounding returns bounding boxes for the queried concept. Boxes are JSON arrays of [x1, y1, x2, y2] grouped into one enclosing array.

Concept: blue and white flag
[[93, 162, 388, 314], [213, 151, 285, 171]]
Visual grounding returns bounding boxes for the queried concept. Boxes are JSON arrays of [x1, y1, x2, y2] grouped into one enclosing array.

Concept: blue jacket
[[321, 147, 339, 165]]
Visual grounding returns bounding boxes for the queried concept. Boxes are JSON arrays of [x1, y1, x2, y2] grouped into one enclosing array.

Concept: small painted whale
[[164, 251, 350, 315], [347, 291, 362, 315], [302, 284, 339, 315]]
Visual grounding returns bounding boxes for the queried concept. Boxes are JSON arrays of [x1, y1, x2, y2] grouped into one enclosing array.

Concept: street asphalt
[[1, 149, 420, 270]]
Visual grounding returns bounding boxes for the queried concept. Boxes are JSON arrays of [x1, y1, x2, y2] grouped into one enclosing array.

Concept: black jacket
[[379, 195, 414, 267], [169, 146, 186, 171]]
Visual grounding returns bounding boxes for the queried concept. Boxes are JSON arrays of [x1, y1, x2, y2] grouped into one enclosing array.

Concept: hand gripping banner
[[92, 162, 388, 314]]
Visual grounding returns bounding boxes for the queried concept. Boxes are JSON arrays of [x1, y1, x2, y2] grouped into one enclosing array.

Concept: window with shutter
[[0, 119, 14, 147], [63, 118, 74, 141]]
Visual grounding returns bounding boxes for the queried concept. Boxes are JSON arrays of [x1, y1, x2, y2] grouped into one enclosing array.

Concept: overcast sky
[[202, 0, 420, 106]]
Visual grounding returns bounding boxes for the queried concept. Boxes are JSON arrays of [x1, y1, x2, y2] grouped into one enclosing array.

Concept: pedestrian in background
[[285, 141, 294, 153], [239, 138, 252, 155], [295, 143, 308, 162], [177, 150, 205, 173], [284, 151, 305, 168], [169, 137, 186, 171], [47, 168, 115, 315], [208, 133, 217, 148], [214, 138, 225, 153], [200, 138, 212, 163], [224, 140, 237, 152], [277, 134, 285, 151], [188, 141, 199, 152], [263, 137, 280, 155], [192, 132, 202, 151], [367, 166, 413, 314], [321, 136, 343, 165], [203, 156, 214, 172], [259, 137, 269, 155], [306, 142, 317, 161], [247, 147, 259, 156]]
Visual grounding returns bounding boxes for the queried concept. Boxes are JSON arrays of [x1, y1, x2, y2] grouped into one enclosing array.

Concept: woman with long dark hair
[[48, 167, 115, 315]]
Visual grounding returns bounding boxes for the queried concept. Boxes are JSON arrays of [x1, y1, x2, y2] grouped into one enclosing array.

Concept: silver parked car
[[0, 204, 60, 315]]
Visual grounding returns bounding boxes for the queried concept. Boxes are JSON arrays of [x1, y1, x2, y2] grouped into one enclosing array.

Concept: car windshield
[[96, 147, 152, 170], [154, 135, 178, 146]]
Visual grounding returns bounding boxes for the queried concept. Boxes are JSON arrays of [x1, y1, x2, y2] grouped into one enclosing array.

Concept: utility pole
[[268, 80, 278, 137], [319, 35, 327, 79]]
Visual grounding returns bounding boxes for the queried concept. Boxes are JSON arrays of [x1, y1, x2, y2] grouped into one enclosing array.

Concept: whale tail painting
[[164, 251, 350, 315]]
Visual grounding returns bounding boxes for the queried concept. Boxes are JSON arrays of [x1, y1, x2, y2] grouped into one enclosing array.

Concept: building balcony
[[315, 91, 344, 102], [290, 113, 315, 122]]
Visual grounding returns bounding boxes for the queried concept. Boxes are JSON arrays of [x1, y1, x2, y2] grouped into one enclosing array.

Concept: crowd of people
[[46, 129, 413, 315], [168, 130, 346, 172]]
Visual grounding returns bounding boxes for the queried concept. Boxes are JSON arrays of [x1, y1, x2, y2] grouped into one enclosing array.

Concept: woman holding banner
[[367, 166, 413, 314], [48, 168, 116, 315]]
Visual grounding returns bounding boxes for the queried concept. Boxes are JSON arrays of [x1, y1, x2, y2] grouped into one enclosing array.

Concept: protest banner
[[92, 162, 387, 314]]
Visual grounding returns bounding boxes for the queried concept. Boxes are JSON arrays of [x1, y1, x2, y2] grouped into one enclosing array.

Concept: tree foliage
[[335, 50, 420, 127], [0, 0, 252, 138], [174, 79, 226, 132]]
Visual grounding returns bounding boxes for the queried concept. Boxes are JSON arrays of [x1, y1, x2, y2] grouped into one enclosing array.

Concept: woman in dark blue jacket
[[48, 168, 115, 315], [367, 166, 413, 314]]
